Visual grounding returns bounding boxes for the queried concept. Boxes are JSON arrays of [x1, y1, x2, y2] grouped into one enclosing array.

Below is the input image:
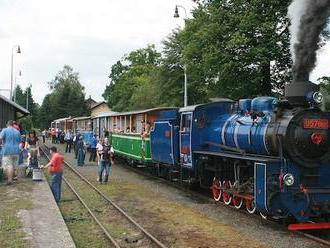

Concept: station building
[[0, 94, 29, 128]]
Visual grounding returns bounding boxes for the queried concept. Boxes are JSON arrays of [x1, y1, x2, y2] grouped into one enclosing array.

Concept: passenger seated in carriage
[[141, 121, 151, 138]]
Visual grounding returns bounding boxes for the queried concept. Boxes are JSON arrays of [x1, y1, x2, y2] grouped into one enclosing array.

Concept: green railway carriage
[[108, 107, 176, 163], [111, 133, 151, 162]]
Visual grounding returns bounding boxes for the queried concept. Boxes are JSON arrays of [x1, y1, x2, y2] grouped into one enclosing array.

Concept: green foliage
[[103, 1, 294, 109], [13, 84, 40, 129], [103, 45, 162, 111], [179, 0, 292, 101], [318, 76, 330, 111], [18, 116, 33, 131], [38, 65, 88, 129]]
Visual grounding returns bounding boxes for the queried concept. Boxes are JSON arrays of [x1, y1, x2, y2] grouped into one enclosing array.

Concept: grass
[[0, 179, 34, 248]]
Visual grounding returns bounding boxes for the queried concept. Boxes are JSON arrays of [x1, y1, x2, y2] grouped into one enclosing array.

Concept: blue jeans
[[98, 160, 110, 179], [77, 149, 85, 166], [50, 172, 63, 202]]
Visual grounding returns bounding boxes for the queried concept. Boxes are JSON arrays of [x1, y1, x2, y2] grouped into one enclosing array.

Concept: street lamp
[[10, 45, 21, 101], [174, 5, 187, 19], [173, 5, 188, 106]]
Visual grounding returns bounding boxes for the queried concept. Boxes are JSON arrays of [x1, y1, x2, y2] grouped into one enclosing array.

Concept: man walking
[[0, 120, 21, 184], [97, 138, 114, 183], [41, 146, 63, 202]]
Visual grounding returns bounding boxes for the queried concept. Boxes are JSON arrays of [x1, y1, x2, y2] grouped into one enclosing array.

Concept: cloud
[[0, 0, 195, 104]]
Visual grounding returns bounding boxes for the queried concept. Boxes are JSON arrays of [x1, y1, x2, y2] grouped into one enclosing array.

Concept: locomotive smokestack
[[285, 0, 330, 105]]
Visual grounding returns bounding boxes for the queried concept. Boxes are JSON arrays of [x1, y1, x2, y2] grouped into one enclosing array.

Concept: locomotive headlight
[[313, 91, 323, 104], [283, 173, 295, 186]]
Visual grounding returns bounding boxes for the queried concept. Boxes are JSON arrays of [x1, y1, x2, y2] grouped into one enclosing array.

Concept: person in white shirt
[[96, 138, 114, 183]]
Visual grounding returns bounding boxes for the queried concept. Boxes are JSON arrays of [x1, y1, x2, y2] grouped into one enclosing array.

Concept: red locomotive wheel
[[232, 195, 244, 209], [211, 178, 222, 202], [246, 198, 256, 214], [222, 181, 232, 205]]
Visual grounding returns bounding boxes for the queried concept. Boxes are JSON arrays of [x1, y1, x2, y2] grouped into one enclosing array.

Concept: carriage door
[[180, 112, 193, 168]]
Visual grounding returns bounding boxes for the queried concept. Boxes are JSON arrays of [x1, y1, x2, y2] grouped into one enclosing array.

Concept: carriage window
[[181, 114, 192, 132]]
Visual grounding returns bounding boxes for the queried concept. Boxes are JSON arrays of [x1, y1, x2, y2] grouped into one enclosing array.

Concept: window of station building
[[181, 113, 192, 133]]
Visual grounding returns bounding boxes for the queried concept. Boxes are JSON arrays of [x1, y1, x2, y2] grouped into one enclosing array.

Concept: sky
[[0, 0, 329, 105], [0, 0, 195, 104]]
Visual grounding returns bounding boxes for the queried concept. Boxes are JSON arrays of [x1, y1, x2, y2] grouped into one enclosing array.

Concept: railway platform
[[0, 173, 75, 248]]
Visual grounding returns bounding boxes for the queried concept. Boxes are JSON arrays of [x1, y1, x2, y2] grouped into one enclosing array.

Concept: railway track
[[118, 159, 330, 247], [40, 145, 167, 248]]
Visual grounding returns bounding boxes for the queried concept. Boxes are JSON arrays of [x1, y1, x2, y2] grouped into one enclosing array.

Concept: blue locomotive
[[150, 80, 330, 230]]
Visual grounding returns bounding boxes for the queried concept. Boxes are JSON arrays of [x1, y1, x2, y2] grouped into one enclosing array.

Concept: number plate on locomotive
[[303, 119, 329, 129]]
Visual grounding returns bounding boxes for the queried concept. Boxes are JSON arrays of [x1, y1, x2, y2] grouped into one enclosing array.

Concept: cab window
[[181, 113, 192, 133]]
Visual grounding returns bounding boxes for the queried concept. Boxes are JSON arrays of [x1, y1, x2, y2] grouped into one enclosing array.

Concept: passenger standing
[[73, 132, 80, 159], [64, 130, 73, 153], [41, 146, 63, 202], [0, 120, 21, 184], [76, 136, 85, 166], [97, 138, 114, 183], [25, 130, 40, 157], [51, 129, 56, 144], [89, 134, 97, 162], [42, 129, 46, 143]]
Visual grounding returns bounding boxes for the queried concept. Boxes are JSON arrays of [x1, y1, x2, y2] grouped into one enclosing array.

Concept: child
[[26, 148, 39, 177], [18, 143, 29, 166]]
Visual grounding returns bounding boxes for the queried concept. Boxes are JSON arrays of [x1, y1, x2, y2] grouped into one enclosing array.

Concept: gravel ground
[[47, 141, 326, 248]]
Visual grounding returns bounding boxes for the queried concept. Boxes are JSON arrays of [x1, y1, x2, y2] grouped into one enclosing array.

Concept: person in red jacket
[[41, 147, 63, 202]]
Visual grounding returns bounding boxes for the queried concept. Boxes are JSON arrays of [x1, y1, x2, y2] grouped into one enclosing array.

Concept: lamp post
[[174, 5, 188, 107], [26, 84, 31, 111], [10, 45, 21, 101]]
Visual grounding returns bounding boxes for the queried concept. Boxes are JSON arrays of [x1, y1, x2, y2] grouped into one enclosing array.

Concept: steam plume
[[288, 0, 330, 82]]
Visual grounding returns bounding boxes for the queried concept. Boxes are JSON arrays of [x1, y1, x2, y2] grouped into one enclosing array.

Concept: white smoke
[[288, 0, 310, 62]]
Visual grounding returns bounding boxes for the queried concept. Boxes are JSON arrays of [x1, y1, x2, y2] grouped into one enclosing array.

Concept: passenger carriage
[[108, 108, 177, 163]]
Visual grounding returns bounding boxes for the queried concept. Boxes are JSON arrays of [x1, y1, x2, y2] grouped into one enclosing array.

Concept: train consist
[[52, 80, 330, 230]]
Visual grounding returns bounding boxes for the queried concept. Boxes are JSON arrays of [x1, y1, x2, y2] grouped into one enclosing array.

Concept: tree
[[38, 94, 53, 129], [48, 65, 88, 118], [318, 76, 330, 110], [13, 84, 40, 129], [179, 0, 292, 101], [37, 65, 88, 129], [103, 45, 161, 111]]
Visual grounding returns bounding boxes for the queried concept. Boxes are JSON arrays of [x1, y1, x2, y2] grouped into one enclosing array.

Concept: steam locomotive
[[150, 80, 330, 229], [93, 79, 330, 230]]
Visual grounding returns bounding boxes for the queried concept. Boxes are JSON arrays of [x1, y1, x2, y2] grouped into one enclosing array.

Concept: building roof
[[52, 117, 72, 123], [0, 94, 30, 115], [179, 99, 234, 112], [72, 116, 91, 121], [90, 101, 109, 110], [109, 107, 177, 117], [91, 111, 118, 119]]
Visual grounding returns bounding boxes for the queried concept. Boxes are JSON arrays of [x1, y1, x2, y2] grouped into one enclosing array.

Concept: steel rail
[[40, 146, 120, 247], [63, 177, 120, 248], [41, 145, 167, 248]]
